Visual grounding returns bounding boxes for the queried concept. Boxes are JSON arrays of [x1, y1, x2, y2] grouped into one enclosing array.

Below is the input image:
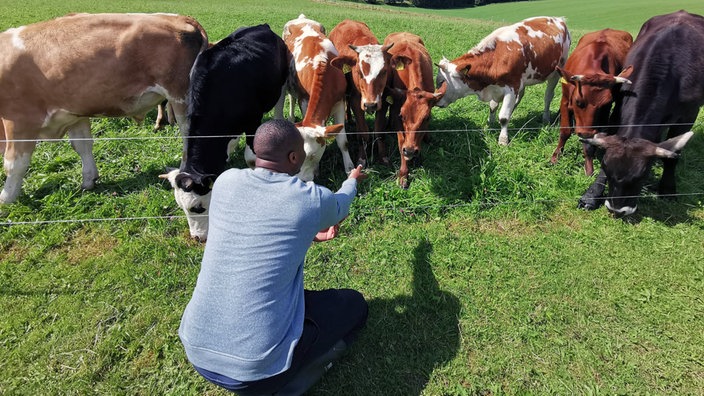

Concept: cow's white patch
[[8, 27, 25, 50], [605, 200, 637, 216], [297, 125, 328, 181], [0, 151, 31, 204], [356, 44, 386, 84], [292, 25, 333, 71], [435, 59, 473, 107]]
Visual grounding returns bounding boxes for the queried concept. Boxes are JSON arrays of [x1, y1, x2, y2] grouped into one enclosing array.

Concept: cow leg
[[551, 94, 572, 165], [396, 131, 410, 189], [373, 102, 390, 166], [578, 169, 607, 210], [332, 101, 355, 173], [274, 85, 287, 120], [488, 100, 499, 125], [497, 92, 517, 146], [349, 91, 369, 167], [0, 120, 36, 204], [543, 72, 560, 124], [67, 118, 99, 190]]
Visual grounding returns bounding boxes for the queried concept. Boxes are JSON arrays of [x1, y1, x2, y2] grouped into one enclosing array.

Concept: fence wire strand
[[1, 122, 703, 227]]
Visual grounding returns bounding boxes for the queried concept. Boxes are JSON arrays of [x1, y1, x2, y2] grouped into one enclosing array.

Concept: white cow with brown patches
[[435, 16, 571, 146], [275, 14, 355, 181], [329, 19, 394, 166], [0, 13, 208, 203]]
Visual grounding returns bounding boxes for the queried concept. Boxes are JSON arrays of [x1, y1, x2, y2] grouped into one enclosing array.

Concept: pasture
[[1, 0, 703, 394]]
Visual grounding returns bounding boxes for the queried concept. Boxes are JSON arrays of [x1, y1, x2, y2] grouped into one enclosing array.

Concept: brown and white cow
[[329, 19, 394, 166], [275, 14, 355, 181], [435, 16, 570, 146], [0, 13, 207, 203], [382, 32, 445, 188], [552, 28, 633, 175]]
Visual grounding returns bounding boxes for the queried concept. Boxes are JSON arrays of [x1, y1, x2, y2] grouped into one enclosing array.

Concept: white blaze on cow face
[[162, 169, 211, 242], [296, 124, 329, 182], [435, 58, 472, 107], [355, 44, 386, 85]]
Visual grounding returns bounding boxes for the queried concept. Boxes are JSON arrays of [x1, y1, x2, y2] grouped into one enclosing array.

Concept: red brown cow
[[329, 19, 394, 166], [552, 29, 633, 175], [275, 14, 355, 181], [435, 16, 570, 146], [0, 13, 207, 203], [382, 32, 446, 188]]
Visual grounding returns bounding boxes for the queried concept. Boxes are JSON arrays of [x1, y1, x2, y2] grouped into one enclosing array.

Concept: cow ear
[[391, 55, 411, 71], [158, 168, 179, 188], [433, 81, 447, 101], [323, 124, 344, 136], [331, 55, 355, 72], [657, 131, 694, 155], [556, 66, 571, 83]]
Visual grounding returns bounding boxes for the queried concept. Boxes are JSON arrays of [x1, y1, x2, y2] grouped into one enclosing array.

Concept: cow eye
[[576, 99, 587, 109]]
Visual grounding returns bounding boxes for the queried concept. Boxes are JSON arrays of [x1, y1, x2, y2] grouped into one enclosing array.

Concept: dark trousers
[[194, 288, 368, 395]]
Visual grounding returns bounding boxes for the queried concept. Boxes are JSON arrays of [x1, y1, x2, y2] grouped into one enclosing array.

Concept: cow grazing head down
[[331, 43, 394, 113], [160, 169, 216, 242], [580, 131, 694, 216], [295, 123, 345, 181]]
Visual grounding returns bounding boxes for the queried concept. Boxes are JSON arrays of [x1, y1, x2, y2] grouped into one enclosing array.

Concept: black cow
[[578, 10, 704, 215], [161, 24, 289, 241]]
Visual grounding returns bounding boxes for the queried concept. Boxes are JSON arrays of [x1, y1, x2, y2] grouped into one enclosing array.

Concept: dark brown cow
[[382, 32, 445, 188], [329, 19, 394, 166], [553, 29, 633, 175], [0, 13, 207, 203], [435, 16, 570, 146], [579, 10, 704, 215]]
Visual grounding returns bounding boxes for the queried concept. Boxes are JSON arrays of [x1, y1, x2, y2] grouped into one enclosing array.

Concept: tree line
[[359, 0, 526, 8]]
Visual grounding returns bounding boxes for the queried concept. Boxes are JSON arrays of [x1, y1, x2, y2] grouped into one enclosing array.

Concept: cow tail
[[185, 16, 209, 55]]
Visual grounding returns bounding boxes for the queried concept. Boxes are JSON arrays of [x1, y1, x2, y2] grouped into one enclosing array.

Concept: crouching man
[[179, 119, 368, 395]]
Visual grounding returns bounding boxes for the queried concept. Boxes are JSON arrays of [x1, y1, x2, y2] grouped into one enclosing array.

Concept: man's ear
[[288, 150, 299, 164]]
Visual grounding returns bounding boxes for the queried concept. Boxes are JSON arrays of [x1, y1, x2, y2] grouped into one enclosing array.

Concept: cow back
[[619, 10, 704, 139], [0, 13, 207, 119]]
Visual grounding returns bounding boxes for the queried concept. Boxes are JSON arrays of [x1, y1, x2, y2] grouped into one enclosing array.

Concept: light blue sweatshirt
[[179, 167, 357, 382]]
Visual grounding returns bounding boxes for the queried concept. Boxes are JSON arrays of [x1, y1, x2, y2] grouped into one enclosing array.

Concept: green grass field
[[1, 0, 703, 395]]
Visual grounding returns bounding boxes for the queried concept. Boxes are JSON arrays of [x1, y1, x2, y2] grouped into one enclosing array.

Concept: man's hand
[[313, 224, 339, 242], [348, 165, 368, 181]]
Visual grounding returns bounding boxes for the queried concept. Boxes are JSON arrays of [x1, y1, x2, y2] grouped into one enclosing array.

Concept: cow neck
[[182, 130, 230, 177], [300, 63, 333, 125]]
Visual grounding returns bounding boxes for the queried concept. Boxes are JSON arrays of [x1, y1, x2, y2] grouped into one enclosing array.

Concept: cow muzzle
[[402, 147, 419, 160], [363, 101, 379, 114]]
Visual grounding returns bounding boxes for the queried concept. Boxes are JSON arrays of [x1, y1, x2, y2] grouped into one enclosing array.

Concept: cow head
[[557, 66, 633, 138], [435, 56, 480, 108], [160, 168, 216, 242], [331, 43, 394, 113], [580, 131, 694, 216], [390, 84, 446, 160], [294, 123, 345, 181]]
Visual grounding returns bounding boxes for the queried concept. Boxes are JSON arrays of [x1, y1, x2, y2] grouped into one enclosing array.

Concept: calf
[[275, 14, 355, 181], [553, 29, 633, 175], [382, 32, 445, 188], [329, 19, 394, 166], [579, 10, 704, 215], [435, 16, 570, 146], [161, 24, 289, 241], [0, 13, 207, 203]]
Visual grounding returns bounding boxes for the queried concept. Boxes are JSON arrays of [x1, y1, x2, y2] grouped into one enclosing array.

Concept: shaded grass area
[[1, 0, 704, 394]]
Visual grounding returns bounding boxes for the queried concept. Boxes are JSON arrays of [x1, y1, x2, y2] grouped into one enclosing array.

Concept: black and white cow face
[[161, 169, 214, 242], [581, 132, 694, 216]]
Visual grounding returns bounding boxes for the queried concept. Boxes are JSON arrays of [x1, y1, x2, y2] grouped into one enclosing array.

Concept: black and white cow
[[161, 24, 289, 241], [579, 10, 704, 215]]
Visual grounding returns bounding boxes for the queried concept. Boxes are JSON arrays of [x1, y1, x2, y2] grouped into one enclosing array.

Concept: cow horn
[[613, 76, 632, 85], [349, 44, 360, 53], [653, 147, 679, 159], [570, 75, 585, 82]]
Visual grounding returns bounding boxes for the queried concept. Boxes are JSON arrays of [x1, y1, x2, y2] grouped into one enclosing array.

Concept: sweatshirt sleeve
[[318, 178, 357, 229]]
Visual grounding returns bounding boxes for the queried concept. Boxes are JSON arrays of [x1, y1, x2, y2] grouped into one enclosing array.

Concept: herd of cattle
[[0, 10, 702, 241]]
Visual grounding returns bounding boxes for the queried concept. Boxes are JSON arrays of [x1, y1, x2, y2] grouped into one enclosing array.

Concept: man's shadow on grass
[[314, 238, 461, 395]]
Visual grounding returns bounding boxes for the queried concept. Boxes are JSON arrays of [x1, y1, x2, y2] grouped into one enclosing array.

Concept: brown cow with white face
[[553, 29, 633, 175], [0, 13, 207, 203], [275, 14, 355, 181], [435, 16, 570, 146], [382, 32, 445, 189], [329, 20, 394, 166]]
